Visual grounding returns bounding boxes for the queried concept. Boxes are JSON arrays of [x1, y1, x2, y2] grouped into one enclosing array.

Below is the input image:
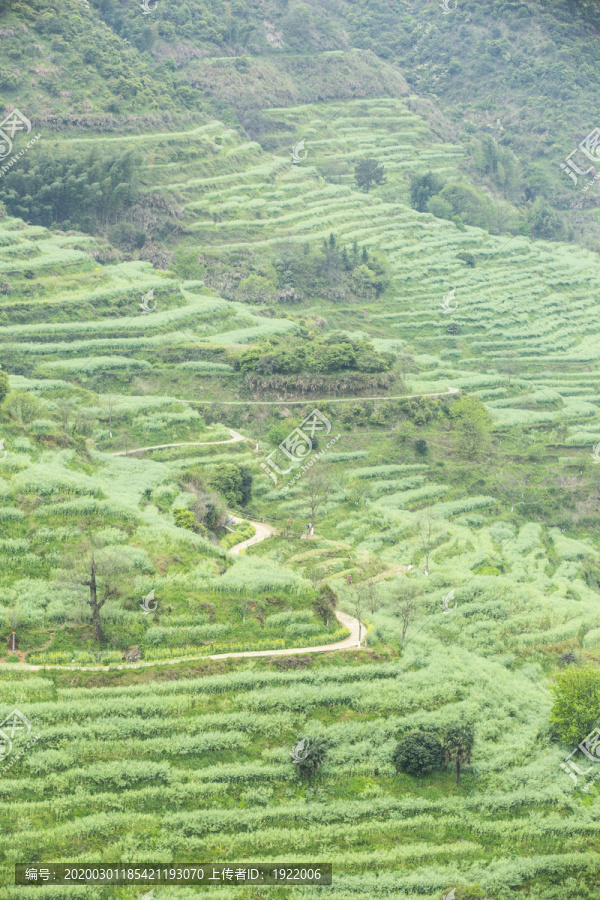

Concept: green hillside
[[2, 0, 600, 897], [4, 0, 600, 245]]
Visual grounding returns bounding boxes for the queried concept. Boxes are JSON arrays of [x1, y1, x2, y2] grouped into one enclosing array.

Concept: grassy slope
[[1, 0, 600, 897], [4, 0, 600, 243]]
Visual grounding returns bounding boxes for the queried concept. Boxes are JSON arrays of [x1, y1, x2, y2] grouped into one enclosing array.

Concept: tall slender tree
[[443, 723, 474, 787]]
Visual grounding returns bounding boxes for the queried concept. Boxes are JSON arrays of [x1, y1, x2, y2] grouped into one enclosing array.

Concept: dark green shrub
[[393, 731, 444, 777]]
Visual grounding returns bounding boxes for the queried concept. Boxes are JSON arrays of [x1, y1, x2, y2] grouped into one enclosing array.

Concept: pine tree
[[354, 158, 386, 192]]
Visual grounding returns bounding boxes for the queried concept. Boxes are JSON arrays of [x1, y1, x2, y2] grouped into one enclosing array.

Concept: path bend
[[110, 428, 246, 456], [8, 514, 363, 671], [17, 611, 362, 672]]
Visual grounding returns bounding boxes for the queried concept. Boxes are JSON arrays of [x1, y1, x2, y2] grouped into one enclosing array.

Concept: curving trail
[[110, 428, 246, 456], [228, 515, 275, 555], [10, 391, 463, 671], [19, 611, 362, 672], [172, 386, 459, 407], [12, 516, 363, 672]]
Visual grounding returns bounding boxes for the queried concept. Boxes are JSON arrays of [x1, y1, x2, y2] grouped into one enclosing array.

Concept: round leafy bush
[[393, 730, 444, 777]]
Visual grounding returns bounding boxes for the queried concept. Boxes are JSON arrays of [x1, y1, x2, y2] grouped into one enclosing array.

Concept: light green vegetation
[[2, 1, 600, 895]]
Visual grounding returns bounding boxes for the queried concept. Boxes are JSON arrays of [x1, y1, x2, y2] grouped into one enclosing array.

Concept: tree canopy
[[550, 665, 600, 745], [449, 396, 492, 458], [210, 463, 253, 507], [354, 157, 386, 193], [393, 730, 445, 777]]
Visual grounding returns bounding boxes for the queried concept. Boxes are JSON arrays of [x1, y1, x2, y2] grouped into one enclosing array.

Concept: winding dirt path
[[173, 387, 459, 407], [228, 515, 275, 555], [9, 513, 362, 672], [18, 611, 362, 672], [110, 428, 247, 456], [8, 390, 462, 672]]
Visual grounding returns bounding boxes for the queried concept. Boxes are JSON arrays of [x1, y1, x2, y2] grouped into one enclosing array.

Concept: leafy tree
[[0, 369, 9, 404], [236, 335, 390, 376], [237, 273, 277, 304], [354, 157, 386, 193], [410, 171, 444, 212], [0, 146, 141, 232], [437, 182, 493, 229], [210, 463, 253, 507], [393, 730, 445, 777], [3, 390, 46, 424], [268, 420, 296, 447], [291, 735, 327, 787], [191, 492, 227, 532], [443, 723, 474, 787], [173, 507, 197, 531], [449, 396, 492, 458], [530, 197, 568, 241], [172, 248, 205, 280], [305, 468, 331, 523], [309, 342, 355, 373], [314, 584, 337, 627], [457, 251, 476, 267], [0, 338, 20, 373], [426, 194, 453, 219], [453, 884, 485, 900], [550, 665, 600, 744]]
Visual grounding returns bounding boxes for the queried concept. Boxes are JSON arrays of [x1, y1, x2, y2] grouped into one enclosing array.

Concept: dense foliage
[[233, 333, 394, 376], [0, 147, 141, 235], [392, 730, 445, 778], [550, 666, 600, 744]]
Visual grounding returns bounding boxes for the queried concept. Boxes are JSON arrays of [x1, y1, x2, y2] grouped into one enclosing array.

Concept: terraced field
[[0, 651, 594, 900], [3, 38, 600, 900], [24, 96, 599, 441]]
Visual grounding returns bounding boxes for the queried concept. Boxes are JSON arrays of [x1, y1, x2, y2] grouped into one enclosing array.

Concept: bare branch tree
[[347, 477, 369, 508], [5, 606, 22, 652], [390, 580, 418, 648], [416, 513, 437, 577], [364, 581, 380, 617], [104, 393, 118, 439], [60, 540, 137, 644], [353, 591, 364, 647], [305, 468, 332, 524]]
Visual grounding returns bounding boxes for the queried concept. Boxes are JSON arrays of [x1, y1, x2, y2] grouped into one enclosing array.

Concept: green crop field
[[2, 0, 600, 897]]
